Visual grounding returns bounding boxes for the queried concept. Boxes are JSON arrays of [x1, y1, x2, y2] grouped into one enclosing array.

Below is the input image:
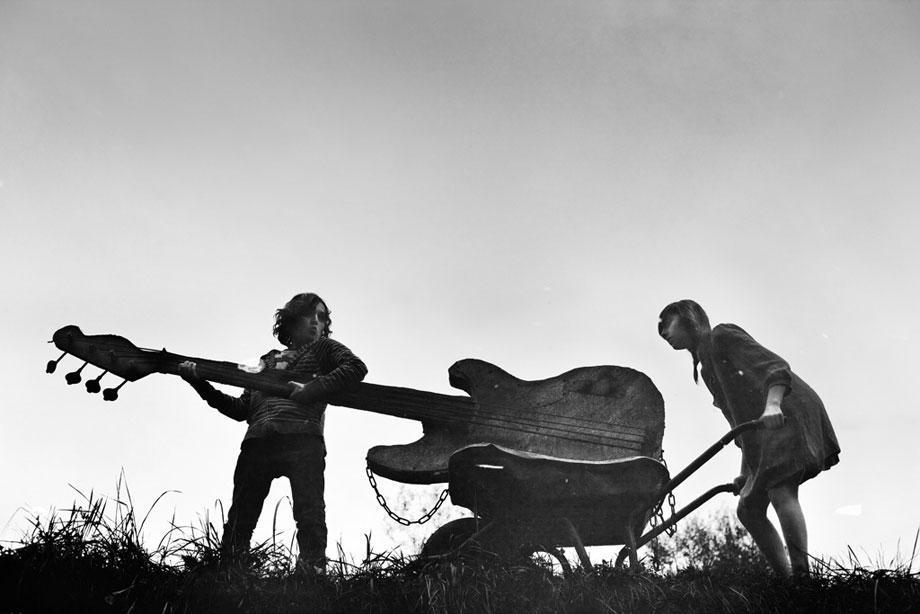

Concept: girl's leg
[[736, 492, 791, 575], [769, 481, 809, 576]]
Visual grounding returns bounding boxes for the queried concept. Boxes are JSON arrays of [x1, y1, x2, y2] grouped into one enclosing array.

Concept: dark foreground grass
[[1, 488, 918, 614]]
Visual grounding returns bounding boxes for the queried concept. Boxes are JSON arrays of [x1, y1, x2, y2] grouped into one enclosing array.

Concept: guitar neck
[[156, 350, 473, 423]]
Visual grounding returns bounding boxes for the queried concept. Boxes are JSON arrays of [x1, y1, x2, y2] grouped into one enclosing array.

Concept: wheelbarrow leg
[[623, 520, 640, 569], [561, 517, 592, 570]]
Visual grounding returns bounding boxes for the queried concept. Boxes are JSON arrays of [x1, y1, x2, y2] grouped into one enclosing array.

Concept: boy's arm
[[179, 361, 250, 422], [289, 339, 368, 404]]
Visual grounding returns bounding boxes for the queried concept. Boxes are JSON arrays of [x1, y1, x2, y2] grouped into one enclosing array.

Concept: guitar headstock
[[49, 325, 165, 400]]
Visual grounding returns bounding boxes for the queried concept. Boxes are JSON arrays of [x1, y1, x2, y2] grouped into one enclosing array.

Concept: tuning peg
[[46, 352, 68, 374], [85, 370, 108, 394], [102, 379, 127, 401], [65, 362, 88, 385]]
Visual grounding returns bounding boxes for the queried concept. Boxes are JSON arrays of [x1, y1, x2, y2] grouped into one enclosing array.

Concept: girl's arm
[[710, 324, 793, 425], [761, 384, 786, 429], [734, 385, 785, 491], [733, 455, 751, 492]]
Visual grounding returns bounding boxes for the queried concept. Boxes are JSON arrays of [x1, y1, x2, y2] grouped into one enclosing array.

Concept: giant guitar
[[48, 325, 665, 485]]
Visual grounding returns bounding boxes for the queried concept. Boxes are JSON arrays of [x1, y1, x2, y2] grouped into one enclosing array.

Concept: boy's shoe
[[295, 558, 327, 580]]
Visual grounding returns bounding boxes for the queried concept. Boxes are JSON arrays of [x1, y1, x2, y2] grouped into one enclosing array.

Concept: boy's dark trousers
[[221, 433, 327, 566]]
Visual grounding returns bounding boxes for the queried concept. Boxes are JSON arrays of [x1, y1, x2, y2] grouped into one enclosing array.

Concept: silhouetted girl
[[658, 299, 839, 575]]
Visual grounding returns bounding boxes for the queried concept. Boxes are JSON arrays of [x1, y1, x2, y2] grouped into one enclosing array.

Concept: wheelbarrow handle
[[616, 481, 739, 567], [654, 418, 775, 500], [617, 418, 785, 569], [720, 416, 781, 445]]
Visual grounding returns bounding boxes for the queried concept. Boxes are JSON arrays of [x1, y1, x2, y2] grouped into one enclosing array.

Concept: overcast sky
[[2, 1, 918, 566]]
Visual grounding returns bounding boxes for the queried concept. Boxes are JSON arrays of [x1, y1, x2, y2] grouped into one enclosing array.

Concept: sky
[[2, 1, 919, 567]]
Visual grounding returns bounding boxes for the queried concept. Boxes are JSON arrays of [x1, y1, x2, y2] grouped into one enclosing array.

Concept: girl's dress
[[698, 324, 840, 500]]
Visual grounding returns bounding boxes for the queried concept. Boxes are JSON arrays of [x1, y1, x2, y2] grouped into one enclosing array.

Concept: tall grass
[[2, 482, 918, 613], [0, 475, 181, 612]]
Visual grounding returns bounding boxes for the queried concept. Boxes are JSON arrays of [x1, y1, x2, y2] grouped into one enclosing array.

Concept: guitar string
[[349, 384, 650, 439], [156, 348, 651, 436], [436, 376, 653, 433], [126, 346, 651, 436], [350, 392, 649, 450], [358, 385, 651, 441], [358, 380, 650, 435], [377, 397, 647, 448], [124, 348, 656, 449], [355, 398, 644, 451], [181, 364, 646, 450], [161, 351, 651, 445], [147, 357, 651, 450]]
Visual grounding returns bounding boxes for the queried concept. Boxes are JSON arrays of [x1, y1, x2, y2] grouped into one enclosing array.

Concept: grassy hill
[[1, 489, 916, 613]]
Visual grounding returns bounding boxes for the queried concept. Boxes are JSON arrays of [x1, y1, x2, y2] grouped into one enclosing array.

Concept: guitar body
[[366, 359, 664, 484]]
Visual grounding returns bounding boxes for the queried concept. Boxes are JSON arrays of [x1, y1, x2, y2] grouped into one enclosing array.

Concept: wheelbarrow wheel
[[418, 517, 569, 575], [419, 518, 481, 558], [418, 517, 525, 562]]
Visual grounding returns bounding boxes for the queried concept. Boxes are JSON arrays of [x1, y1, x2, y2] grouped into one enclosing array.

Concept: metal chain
[[665, 491, 677, 536], [365, 466, 449, 526], [649, 502, 664, 530], [648, 450, 665, 530], [658, 450, 678, 537]]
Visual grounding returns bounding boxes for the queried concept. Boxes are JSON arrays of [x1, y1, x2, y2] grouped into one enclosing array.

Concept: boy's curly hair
[[273, 292, 332, 346]]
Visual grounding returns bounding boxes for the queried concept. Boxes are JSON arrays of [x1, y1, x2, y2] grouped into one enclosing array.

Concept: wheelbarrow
[[419, 419, 767, 570]]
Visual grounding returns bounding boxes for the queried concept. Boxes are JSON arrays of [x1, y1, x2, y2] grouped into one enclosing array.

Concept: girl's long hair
[[659, 299, 711, 383]]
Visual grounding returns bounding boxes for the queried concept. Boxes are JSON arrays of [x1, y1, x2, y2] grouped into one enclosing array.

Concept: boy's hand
[[289, 379, 323, 404], [178, 361, 201, 383]]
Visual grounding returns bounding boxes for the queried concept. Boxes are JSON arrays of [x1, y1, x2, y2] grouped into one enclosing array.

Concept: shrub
[[647, 509, 768, 573]]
